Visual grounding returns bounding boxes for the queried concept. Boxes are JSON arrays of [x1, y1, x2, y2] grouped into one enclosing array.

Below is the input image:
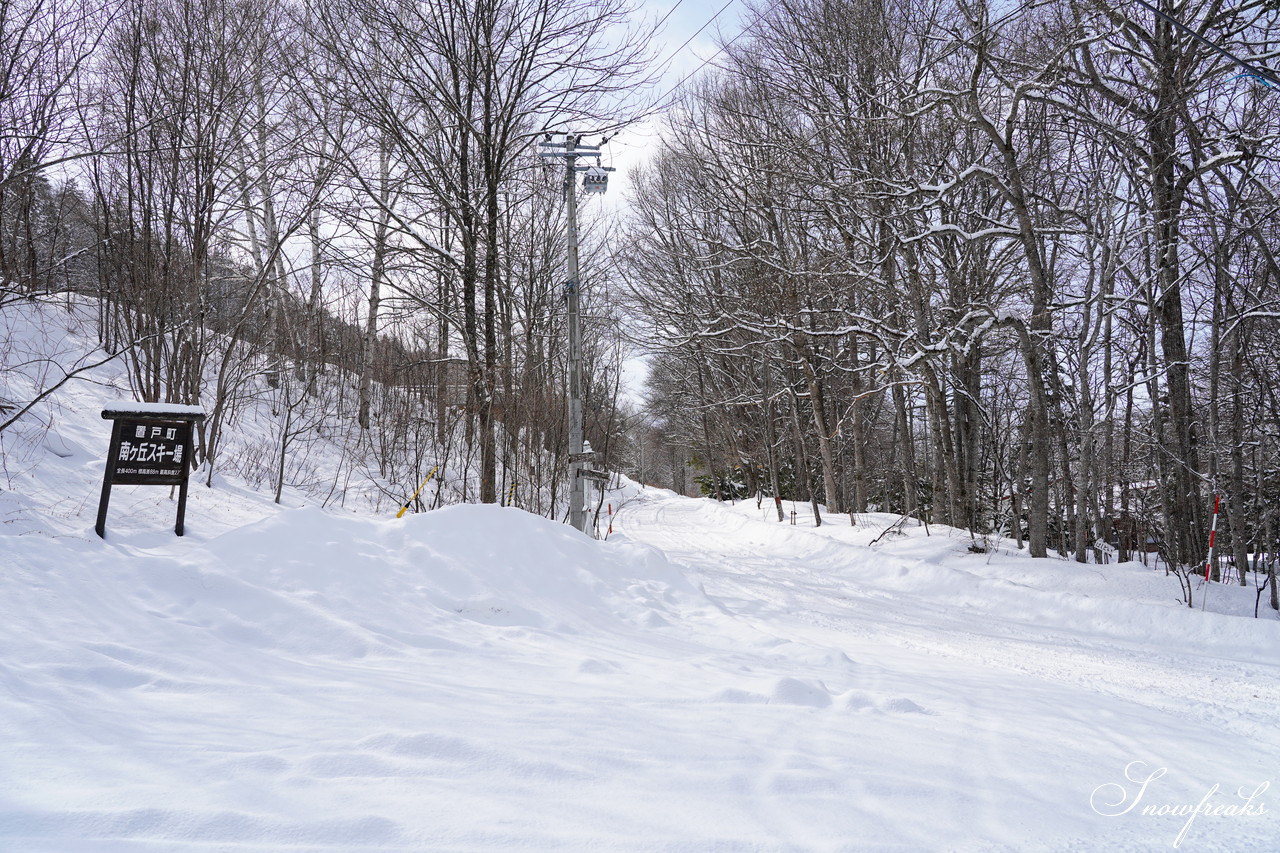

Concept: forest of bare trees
[[2, 0, 1279, 601], [620, 0, 1280, 606], [2, 0, 647, 522]]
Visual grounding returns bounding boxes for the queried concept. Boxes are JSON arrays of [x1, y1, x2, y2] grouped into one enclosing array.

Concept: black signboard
[[96, 407, 204, 538], [110, 419, 192, 485]]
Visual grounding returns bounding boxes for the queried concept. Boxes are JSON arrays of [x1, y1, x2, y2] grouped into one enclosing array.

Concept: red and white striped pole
[[1204, 494, 1221, 582]]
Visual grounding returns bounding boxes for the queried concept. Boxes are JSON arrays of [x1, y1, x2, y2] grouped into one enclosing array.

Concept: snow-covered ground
[[3, 299, 1279, 851], [5, 485, 1279, 851]]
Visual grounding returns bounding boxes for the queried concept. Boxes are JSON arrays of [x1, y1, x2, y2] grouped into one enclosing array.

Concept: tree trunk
[[892, 382, 918, 520], [358, 145, 390, 431]]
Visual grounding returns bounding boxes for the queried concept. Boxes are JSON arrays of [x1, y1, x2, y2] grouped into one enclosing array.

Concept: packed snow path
[[2, 482, 1278, 852], [610, 490, 1280, 851]]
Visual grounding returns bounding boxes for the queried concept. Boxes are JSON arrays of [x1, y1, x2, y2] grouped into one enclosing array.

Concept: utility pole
[[538, 133, 614, 533]]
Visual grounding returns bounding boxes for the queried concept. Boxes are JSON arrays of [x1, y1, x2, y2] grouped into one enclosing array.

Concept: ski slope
[[615, 493, 1280, 850], [3, 467, 1278, 851]]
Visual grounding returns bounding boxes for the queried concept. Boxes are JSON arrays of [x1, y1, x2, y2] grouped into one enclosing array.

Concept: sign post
[[96, 404, 205, 538]]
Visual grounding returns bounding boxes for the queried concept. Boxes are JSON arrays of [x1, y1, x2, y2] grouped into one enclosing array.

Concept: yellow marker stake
[[396, 465, 439, 518]]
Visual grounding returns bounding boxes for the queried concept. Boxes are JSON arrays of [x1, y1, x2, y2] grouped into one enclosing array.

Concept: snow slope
[[613, 494, 1280, 850], [3, 299, 1280, 851], [3, 479, 1278, 851], [1, 500, 713, 852]]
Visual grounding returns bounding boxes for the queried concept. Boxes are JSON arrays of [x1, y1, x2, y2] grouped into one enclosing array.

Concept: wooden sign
[[95, 404, 205, 538]]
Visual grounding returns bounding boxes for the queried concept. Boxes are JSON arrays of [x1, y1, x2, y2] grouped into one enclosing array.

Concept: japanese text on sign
[[108, 419, 191, 485]]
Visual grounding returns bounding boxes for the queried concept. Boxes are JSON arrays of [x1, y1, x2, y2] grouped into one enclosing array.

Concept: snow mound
[[1, 502, 707, 689], [198, 502, 705, 640], [769, 676, 832, 708]]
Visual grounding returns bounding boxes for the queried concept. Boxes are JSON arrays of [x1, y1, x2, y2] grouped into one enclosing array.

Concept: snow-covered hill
[[3, 297, 1279, 851]]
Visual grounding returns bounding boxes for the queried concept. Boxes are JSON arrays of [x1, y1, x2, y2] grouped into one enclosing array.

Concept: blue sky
[[596, 1, 756, 399], [646, 0, 752, 86], [601, 1, 753, 198]]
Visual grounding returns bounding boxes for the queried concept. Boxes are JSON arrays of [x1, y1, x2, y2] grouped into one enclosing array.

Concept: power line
[[632, 0, 1033, 138], [628, 0, 1271, 154], [535, 1, 726, 140], [621, 0, 1273, 150], [594, 0, 785, 148], [1130, 0, 1280, 89], [648, 0, 786, 108], [651, 0, 734, 80], [650, 0, 691, 48]]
